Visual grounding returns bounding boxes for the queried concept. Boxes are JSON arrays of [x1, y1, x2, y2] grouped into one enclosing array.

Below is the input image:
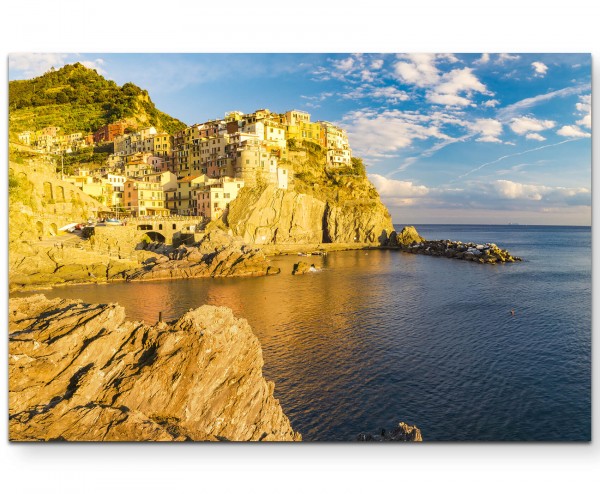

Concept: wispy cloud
[[453, 138, 582, 181], [496, 84, 589, 122]]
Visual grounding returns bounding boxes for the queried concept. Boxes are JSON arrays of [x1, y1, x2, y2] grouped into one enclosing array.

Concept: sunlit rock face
[[9, 295, 301, 442]]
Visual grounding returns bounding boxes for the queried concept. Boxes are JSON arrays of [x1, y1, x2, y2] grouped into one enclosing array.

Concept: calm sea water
[[21, 225, 591, 441]]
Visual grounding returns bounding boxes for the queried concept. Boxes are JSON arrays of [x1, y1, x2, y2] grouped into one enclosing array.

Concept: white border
[[1, 1, 598, 492]]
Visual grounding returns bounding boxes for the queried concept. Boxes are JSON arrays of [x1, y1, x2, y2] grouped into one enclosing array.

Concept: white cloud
[[492, 180, 589, 203], [427, 92, 472, 107], [368, 174, 430, 202], [79, 58, 106, 75], [525, 133, 546, 141], [370, 59, 384, 70], [343, 109, 453, 158], [9, 53, 68, 78], [427, 67, 490, 107], [435, 67, 487, 95], [333, 57, 355, 73], [556, 125, 591, 138], [509, 116, 556, 135], [483, 99, 500, 107], [393, 55, 488, 107], [531, 61, 548, 76], [474, 53, 490, 65], [360, 70, 375, 82], [394, 53, 441, 87], [470, 118, 503, 143], [342, 85, 409, 103], [494, 180, 547, 200], [497, 53, 521, 64], [9, 53, 109, 79], [575, 94, 591, 128]]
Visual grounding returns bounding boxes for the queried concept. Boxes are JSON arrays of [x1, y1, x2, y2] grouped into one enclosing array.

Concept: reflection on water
[[19, 226, 591, 441]]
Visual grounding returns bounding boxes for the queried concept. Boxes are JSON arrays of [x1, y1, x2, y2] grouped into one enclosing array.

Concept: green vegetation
[[60, 145, 114, 174], [287, 141, 378, 205], [8, 169, 35, 207], [9, 63, 186, 136]]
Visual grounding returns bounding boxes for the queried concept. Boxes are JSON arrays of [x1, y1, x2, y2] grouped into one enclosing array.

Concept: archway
[[145, 231, 165, 243], [56, 185, 65, 202], [43, 182, 53, 201]]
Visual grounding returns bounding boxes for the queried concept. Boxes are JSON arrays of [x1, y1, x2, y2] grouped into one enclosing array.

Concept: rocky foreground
[[9, 295, 300, 441]]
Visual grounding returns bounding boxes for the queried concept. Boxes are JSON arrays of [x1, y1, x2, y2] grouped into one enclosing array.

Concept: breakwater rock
[[400, 239, 521, 263], [357, 422, 423, 442], [127, 241, 279, 281], [9, 295, 300, 441], [390, 226, 521, 264]]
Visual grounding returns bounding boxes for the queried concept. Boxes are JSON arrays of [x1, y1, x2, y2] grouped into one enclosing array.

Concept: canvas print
[[8, 53, 591, 441]]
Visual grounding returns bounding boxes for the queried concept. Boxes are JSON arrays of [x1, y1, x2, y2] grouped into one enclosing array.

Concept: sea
[[20, 224, 592, 441]]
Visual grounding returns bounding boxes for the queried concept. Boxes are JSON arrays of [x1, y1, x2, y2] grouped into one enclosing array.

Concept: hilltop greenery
[[9, 63, 186, 136], [287, 140, 378, 204]]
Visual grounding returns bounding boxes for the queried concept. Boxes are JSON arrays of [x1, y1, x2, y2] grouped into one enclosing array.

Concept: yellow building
[[175, 175, 212, 216], [124, 179, 168, 217], [194, 177, 245, 219], [153, 132, 171, 157]]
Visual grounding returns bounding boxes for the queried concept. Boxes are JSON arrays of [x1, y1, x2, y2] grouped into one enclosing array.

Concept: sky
[[9, 52, 592, 226]]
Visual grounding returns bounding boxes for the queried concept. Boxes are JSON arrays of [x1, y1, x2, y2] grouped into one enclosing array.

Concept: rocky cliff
[[9, 295, 301, 441], [127, 231, 280, 281], [225, 149, 394, 245]]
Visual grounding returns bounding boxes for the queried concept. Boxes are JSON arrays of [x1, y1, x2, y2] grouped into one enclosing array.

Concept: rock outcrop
[[9, 242, 139, 291], [391, 226, 425, 246], [391, 226, 522, 264], [9, 295, 301, 441], [226, 182, 393, 245], [126, 232, 280, 281], [357, 422, 423, 442], [292, 261, 316, 275]]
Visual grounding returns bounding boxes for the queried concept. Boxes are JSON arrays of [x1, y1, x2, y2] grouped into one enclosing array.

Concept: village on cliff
[[16, 109, 352, 220]]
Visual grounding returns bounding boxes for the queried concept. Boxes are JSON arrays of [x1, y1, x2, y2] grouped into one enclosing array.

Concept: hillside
[[225, 140, 394, 245], [8, 63, 187, 136]]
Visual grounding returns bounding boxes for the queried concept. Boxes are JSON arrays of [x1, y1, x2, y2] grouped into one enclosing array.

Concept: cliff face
[[9, 295, 300, 441], [226, 182, 393, 246]]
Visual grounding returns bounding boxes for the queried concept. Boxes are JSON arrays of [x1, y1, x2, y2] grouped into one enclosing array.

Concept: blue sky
[[9, 53, 592, 225]]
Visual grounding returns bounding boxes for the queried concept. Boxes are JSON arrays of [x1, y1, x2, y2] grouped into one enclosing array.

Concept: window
[[173, 224, 177, 229]]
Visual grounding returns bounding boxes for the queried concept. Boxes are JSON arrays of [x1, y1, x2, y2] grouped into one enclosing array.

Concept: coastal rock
[[226, 184, 394, 245], [292, 261, 314, 275], [356, 422, 423, 442], [9, 295, 301, 441], [127, 243, 279, 281], [394, 226, 425, 246], [394, 231, 522, 264]]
